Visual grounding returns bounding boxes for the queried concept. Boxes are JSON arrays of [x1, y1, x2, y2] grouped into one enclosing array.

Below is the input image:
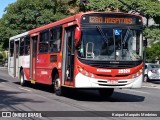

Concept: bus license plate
[[108, 80, 118, 84]]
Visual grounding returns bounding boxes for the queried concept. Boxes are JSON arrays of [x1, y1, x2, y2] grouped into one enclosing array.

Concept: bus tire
[[20, 70, 25, 86], [54, 74, 63, 96], [99, 88, 114, 97]]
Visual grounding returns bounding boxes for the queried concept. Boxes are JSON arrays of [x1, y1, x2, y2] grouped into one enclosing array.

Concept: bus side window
[[10, 40, 14, 57], [24, 36, 30, 55], [50, 26, 62, 52], [16, 43, 19, 58], [39, 30, 49, 53], [19, 37, 24, 56]]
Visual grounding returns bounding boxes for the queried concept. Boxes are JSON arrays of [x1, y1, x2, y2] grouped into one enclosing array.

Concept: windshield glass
[[150, 65, 160, 68], [77, 28, 142, 61]]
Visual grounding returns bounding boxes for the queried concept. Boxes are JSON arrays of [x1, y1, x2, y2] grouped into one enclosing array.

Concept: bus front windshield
[[77, 27, 142, 61]]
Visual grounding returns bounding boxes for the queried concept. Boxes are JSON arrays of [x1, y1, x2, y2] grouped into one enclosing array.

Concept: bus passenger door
[[62, 26, 75, 86], [30, 35, 38, 82], [14, 40, 19, 77]]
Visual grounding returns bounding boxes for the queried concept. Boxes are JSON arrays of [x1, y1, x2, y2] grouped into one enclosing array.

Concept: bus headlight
[[91, 74, 94, 78], [136, 72, 139, 76], [78, 66, 94, 78], [79, 67, 83, 72], [85, 71, 88, 76], [132, 69, 142, 78]]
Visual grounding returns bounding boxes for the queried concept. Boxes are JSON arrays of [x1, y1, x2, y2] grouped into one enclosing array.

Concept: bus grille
[[78, 58, 142, 69]]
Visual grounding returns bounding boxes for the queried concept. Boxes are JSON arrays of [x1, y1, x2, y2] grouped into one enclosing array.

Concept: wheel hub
[[55, 79, 60, 91]]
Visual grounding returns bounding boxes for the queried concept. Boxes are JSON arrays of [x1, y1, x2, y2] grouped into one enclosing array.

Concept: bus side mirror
[[143, 38, 147, 47], [74, 27, 81, 46]]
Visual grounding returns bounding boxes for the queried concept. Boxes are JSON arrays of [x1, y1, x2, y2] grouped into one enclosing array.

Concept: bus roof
[[9, 11, 142, 40], [29, 11, 142, 34], [28, 14, 76, 34], [9, 31, 28, 41]]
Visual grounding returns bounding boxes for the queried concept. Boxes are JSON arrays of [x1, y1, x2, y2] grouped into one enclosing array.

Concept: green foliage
[[0, 0, 160, 51], [0, 0, 70, 49], [144, 26, 160, 43], [79, 0, 123, 12], [0, 0, 72, 50], [0, 53, 3, 61], [3, 0, 69, 30], [78, 0, 160, 42], [0, 51, 7, 62], [146, 43, 160, 62]]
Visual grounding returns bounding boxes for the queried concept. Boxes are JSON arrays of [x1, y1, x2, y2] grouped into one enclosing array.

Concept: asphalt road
[[0, 67, 160, 120]]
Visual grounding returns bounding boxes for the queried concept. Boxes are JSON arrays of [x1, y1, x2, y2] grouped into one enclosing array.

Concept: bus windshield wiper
[[122, 28, 130, 45], [96, 26, 108, 44]]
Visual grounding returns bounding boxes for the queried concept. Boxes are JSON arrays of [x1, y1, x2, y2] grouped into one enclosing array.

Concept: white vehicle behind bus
[[144, 63, 160, 82]]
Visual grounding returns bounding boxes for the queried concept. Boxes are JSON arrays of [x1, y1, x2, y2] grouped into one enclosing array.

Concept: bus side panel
[[36, 54, 52, 84], [8, 57, 14, 77], [16, 57, 19, 78], [19, 55, 30, 80], [36, 68, 52, 84]]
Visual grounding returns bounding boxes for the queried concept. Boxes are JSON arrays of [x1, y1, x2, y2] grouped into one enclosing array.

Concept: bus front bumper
[[75, 73, 143, 89]]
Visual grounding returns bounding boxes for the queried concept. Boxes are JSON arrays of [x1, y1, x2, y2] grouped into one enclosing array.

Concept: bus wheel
[[20, 70, 25, 86], [99, 88, 114, 98], [54, 75, 63, 96]]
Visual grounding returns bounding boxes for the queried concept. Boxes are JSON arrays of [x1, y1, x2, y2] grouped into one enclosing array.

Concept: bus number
[[89, 16, 103, 23], [118, 69, 130, 73]]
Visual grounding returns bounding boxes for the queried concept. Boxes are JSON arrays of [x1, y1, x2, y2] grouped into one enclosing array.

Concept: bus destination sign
[[89, 17, 133, 24], [81, 14, 142, 25]]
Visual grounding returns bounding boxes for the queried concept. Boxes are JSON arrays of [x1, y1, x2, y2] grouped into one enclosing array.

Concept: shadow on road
[[1, 68, 146, 103], [13, 81, 54, 93], [61, 89, 145, 102], [0, 90, 44, 110], [0, 77, 45, 110], [0, 78, 8, 83], [14, 82, 145, 102], [148, 81, 160, 84], [13, 81, 145, 102]]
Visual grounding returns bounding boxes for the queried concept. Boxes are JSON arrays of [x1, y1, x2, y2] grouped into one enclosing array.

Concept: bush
[[0, 52, 3, 60], [0, 51, 7, 64]]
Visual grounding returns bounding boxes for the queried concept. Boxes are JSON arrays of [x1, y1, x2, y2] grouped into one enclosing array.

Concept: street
[[0, 68, 160, 120]]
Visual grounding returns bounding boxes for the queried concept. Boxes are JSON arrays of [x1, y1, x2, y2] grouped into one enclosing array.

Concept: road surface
[[0, 67, 160, 120]]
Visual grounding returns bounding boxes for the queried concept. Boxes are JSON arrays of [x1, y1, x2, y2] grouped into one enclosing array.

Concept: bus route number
[[89, 16, 103, 23], [118, 69, 130, 74]]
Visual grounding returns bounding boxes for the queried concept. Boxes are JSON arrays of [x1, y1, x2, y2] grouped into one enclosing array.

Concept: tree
[[0, 51, 7, 63], [144, 26, 160, 44], [3, 0, 70, 31], [146, 43, 160, 62], [79, 0, 123, 12], [78, 0, 160, 42], [0, 0, 160, 50], [0, 0, 71, 50]]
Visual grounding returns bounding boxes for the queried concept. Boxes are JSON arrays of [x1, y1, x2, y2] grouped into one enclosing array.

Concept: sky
[[0, 0, 17, 18]]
